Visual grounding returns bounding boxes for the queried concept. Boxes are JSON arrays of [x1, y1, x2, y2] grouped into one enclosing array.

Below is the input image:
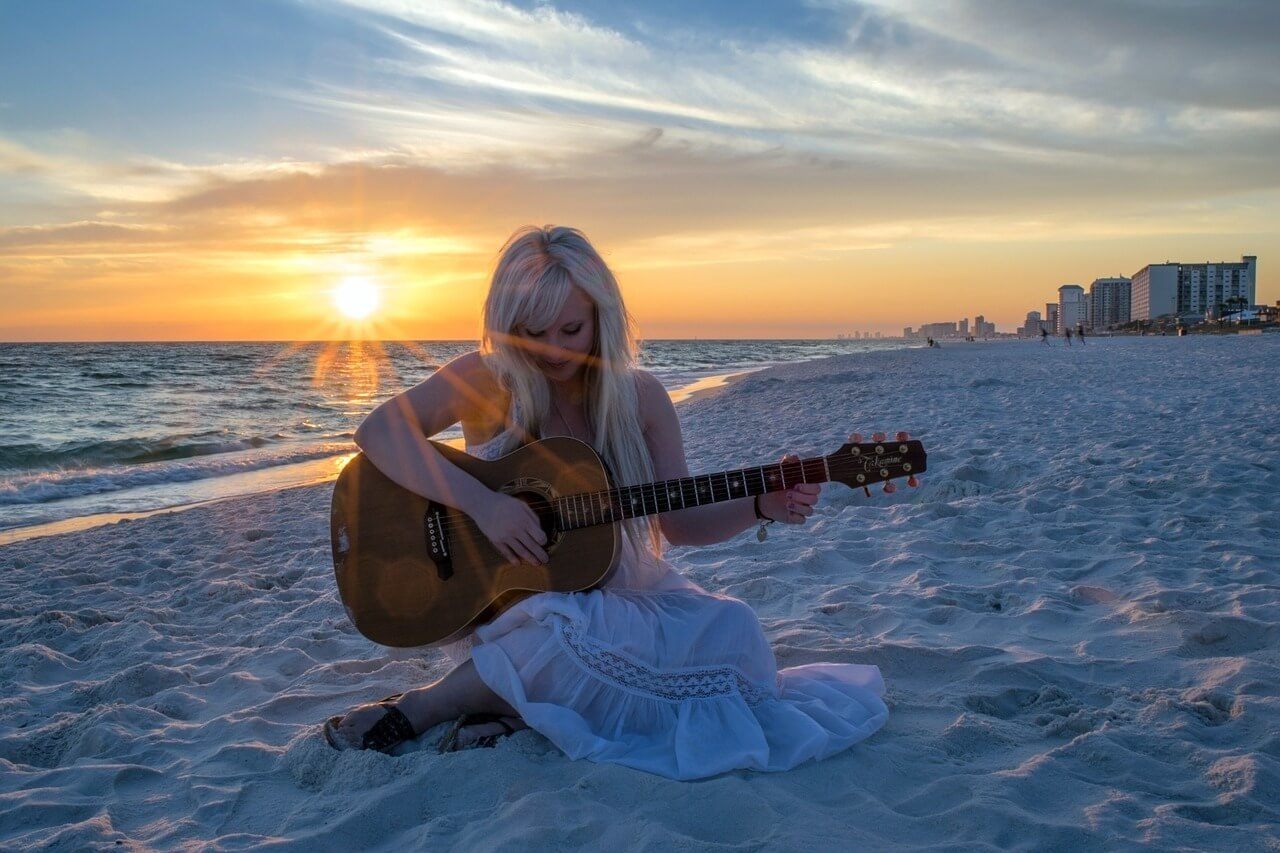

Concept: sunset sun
[[332, 277, 380, 320]]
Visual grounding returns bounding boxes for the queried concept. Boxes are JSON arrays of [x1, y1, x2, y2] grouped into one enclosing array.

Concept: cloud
[[2, 0, 1277, 336]]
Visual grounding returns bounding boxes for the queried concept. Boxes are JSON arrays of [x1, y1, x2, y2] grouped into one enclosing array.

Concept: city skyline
[[2, 1, 1278, 341]]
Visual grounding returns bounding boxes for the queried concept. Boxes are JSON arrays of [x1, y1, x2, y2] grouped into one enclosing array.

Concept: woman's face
[[519, 286, 596, 383]]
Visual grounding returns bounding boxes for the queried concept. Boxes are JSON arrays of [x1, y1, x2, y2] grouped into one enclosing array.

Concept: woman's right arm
[[352, 353, 548, 565]]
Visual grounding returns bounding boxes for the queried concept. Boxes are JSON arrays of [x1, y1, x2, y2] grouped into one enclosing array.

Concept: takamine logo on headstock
[[826, 431, 927, 494]]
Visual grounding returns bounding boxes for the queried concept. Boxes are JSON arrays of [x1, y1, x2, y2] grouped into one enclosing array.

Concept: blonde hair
[[480, 225, 662, 558]]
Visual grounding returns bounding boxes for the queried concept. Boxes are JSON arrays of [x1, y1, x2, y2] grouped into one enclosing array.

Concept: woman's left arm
[[638, 370, 820, 547]]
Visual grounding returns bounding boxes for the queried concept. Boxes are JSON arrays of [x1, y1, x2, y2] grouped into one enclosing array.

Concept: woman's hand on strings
[[473, 492, 548, 565], [757, 453, 822, 525]]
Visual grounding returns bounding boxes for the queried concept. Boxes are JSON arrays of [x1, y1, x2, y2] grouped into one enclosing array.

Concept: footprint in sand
[[1069, 585, 1119, 605], [1179, 617, 1276, 657]]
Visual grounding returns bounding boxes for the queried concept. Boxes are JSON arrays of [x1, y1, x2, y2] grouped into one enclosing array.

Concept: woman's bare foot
[[447, 715, 528, 751], [329, 688, 439, 750]]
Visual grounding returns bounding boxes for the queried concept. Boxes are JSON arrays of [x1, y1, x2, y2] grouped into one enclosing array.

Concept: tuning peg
[[896, 431, 910, 441], [907, 475, 919, 488], [872, 432, 887, 442], [848, 432, 863, 443], [883, 482, 896, 494], [863, 486, 871, 497]]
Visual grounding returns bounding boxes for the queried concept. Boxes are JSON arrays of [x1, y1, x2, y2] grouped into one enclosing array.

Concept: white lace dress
[[440, 405, 888, 781]]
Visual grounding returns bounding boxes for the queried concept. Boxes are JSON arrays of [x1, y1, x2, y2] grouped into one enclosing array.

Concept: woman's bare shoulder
[[446, 350, 501, 393], [632, 368, 670, 429], [443, 350, 509, 430]]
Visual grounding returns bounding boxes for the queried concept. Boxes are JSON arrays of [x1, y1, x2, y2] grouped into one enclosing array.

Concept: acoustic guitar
[[331, 432, 927, 647]]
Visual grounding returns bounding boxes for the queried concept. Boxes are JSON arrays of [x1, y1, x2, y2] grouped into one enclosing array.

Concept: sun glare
[[332, 277, 380, 320]]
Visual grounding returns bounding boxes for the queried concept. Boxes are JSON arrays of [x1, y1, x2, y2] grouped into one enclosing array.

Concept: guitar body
[[331, 437, 620, 648]]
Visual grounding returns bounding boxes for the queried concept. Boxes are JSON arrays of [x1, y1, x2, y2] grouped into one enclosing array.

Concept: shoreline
[[0, 367, 764, 547]]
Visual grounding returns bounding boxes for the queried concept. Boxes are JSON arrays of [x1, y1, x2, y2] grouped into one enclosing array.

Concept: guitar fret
[[666, 479, 682, 511], [563, 457, 841, 529], [727, 469, 744, 499]]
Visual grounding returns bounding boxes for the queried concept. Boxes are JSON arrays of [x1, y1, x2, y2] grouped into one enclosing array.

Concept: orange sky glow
[[2, 1, 1276, 341]]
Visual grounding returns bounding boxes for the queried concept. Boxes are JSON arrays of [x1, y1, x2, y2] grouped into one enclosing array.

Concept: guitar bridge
[[423, 503, 454, 580]]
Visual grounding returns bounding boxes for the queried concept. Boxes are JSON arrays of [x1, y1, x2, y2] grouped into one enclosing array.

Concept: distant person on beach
[[1077, 324, 1086, 345], [322, 225, 887, 779], [1040, 327, 1050, 345], [1064, 328, 1073, 346]]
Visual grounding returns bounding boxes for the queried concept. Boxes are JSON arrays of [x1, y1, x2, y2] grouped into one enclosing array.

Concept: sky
[[1, 0, 1278, 341]]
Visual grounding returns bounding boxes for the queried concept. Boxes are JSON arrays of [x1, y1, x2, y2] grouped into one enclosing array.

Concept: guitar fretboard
[[550, 456, 831, 532]]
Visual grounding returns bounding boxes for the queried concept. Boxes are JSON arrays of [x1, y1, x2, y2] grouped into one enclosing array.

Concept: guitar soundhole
[[511, 490, 561, 548]]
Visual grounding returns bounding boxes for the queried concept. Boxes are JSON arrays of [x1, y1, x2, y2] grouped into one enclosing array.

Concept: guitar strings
[[413, 454, 916, 541], [423, 458, 837, 538]]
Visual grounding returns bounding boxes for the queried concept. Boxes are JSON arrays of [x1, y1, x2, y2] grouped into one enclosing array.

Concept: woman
[[324, 225, 887, 780]]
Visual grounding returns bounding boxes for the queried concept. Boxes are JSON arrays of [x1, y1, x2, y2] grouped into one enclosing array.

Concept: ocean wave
[[0, 441, 355, 507], [0, 431, 290, 471]]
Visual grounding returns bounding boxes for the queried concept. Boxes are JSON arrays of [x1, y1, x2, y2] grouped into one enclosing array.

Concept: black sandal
[[323, 692, 416, 754], [436, 712, 521, 753]]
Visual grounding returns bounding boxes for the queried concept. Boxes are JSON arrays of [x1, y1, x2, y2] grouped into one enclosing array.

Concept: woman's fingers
[[521, 532, 549, 564], [523, 511, 547, 544], [508, 538, 541, 565]]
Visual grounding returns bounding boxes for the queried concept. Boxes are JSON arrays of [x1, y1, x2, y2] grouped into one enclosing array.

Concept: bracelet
[[753, 494, 776, 523], [753, 494, 775, 542]]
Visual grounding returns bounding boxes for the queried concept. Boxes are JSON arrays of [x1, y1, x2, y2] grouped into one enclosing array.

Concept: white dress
[[445, 397, 888, 781]]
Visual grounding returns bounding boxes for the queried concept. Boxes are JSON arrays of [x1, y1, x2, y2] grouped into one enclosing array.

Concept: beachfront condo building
[[1088, 277, 1132, 330], [1045, 303, 1059, 334], [1058, 285, 1086, 333], [1131, 255, 1257, 321], [1018, 310, 1048, 337]]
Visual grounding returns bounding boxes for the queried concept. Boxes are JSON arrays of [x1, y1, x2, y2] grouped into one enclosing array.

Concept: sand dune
[[2, 335, 1278, 849]]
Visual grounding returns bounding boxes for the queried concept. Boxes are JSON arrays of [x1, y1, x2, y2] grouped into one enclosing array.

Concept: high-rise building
[[1045, 303, 1059, 334], [1131, 263, 1178, 320], [1058, 285, 1086, 333], [1018, 310, 1045, 337], [923, 321, 958, 338], [958, 318, 969, 337], [1178, 256, 1257, 318], [1131, 256, 1257, 320], [1088, 277, 1132, 330]]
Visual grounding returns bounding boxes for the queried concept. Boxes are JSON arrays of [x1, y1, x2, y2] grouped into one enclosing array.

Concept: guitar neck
[[551, 456, 832, 532]]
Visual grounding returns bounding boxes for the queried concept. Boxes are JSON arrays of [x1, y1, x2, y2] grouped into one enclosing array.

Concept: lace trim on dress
[[557, 620, 772, 706]]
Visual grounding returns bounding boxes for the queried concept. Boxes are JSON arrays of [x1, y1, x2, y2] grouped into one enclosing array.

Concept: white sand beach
[[2, 334, 1278, 850]]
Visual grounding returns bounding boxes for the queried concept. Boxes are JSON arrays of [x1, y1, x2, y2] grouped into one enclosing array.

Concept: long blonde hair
[[480, 225, 662, 557]]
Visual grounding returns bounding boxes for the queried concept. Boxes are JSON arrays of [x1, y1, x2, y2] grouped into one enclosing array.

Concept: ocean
[[0, 339, 913, 538]]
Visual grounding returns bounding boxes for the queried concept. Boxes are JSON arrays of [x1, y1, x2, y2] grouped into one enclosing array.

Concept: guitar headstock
[[826, 431, 927, 494]]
